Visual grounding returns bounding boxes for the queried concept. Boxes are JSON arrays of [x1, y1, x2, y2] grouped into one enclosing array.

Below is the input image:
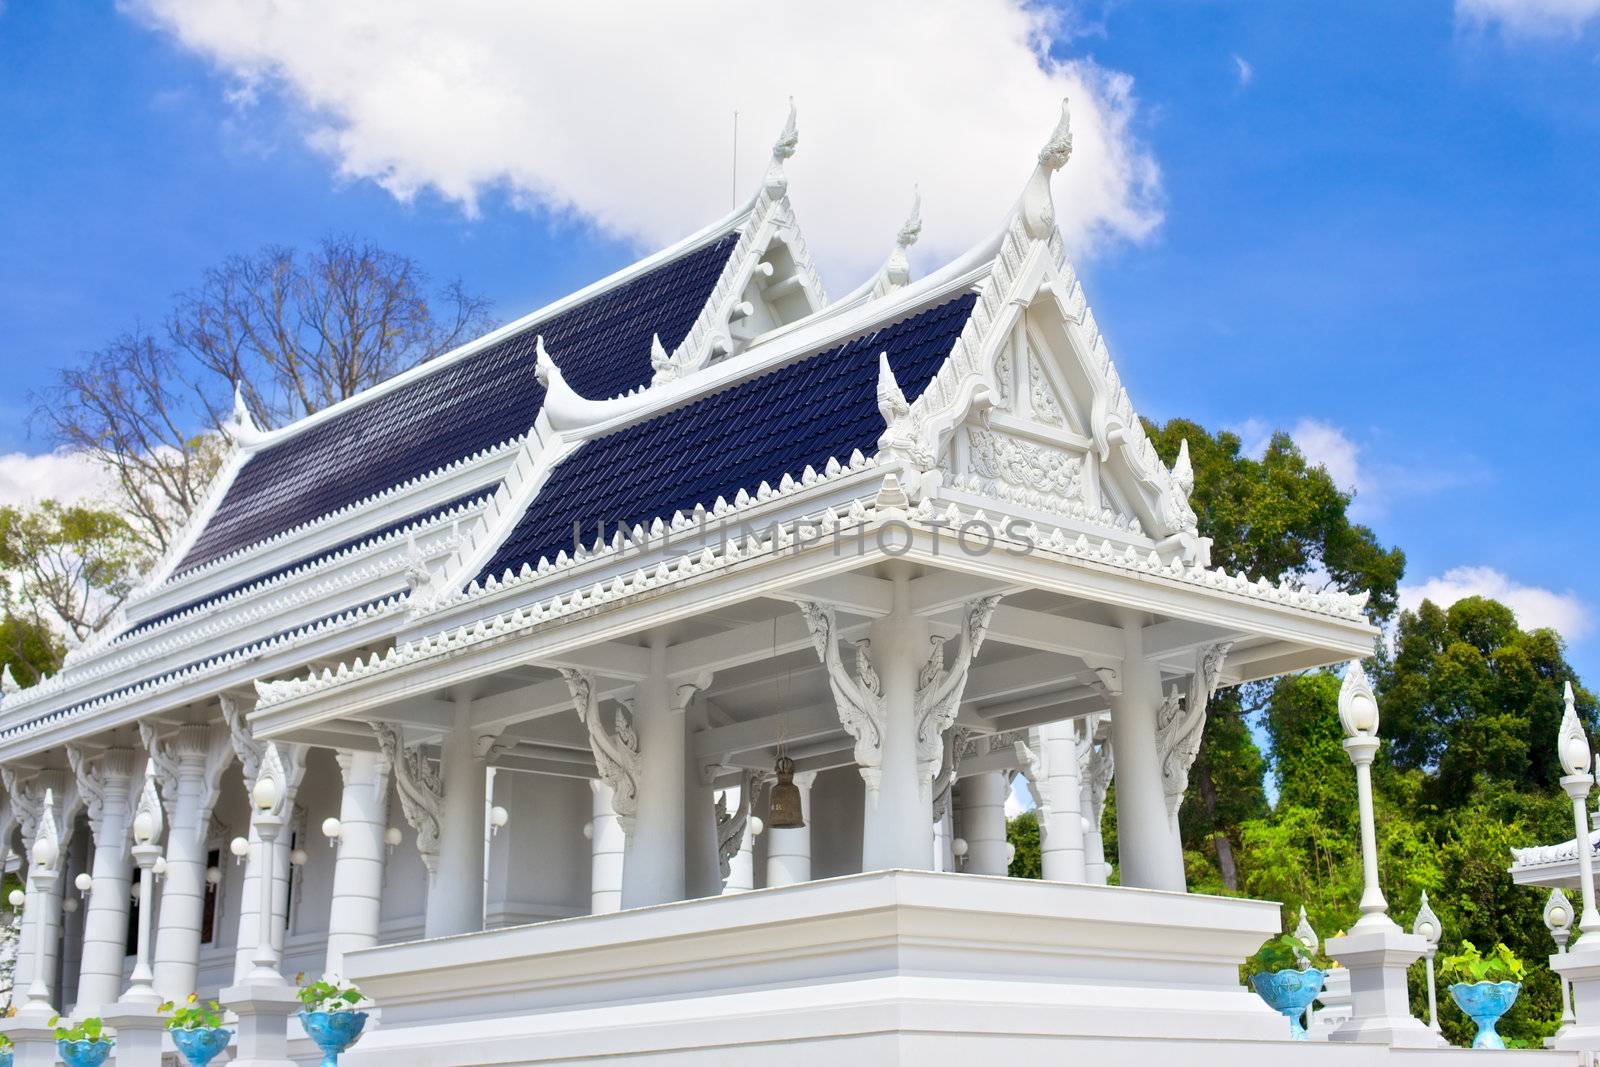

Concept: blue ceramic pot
[[171, 1025, 235, 1067], [1450, 980, 1521, 1049], [300, 1009, 369, 1067], [56, 1038, 115, 1067], [0, 1046, 13, 1067], [1249, 967, 1327, 1040]]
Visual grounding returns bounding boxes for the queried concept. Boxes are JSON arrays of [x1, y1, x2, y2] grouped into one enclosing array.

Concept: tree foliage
[[0, 501, 143, 642]]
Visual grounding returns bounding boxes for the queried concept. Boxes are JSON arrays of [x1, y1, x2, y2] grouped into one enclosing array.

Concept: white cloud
[[1457, 0, 1600, 36], [1400, 566, 1593, 641], [1465, 0, 1600, 35], [1232, 53, 1254, 87], [1290, 419, 1366, 498], [0, 450, 116, 509], [119, 1, 1163, 280]]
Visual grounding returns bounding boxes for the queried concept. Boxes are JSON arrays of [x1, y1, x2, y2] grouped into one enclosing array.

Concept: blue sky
[[2, 2, 1598, 678]]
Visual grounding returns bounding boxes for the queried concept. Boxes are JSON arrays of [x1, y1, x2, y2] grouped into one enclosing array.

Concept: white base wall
[[331, 871, 1558, 1066]]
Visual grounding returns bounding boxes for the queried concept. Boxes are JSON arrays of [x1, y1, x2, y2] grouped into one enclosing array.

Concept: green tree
[[1007, 811, 1041, 878], [1143, 417, 1405, 890], [0, 612, 61, 689], [0, 500, 143, 641]]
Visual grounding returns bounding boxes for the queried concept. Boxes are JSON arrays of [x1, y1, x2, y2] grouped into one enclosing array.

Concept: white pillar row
[[427, 694, 502, 938], [625, 645, 709, 908], [765, 771, 817, 887], [222, 696, 308, 984], [143, 722, 232, 1001], [955, 772, 1010, 876], [587, 780, 625, 914], [67, 747, 138, 1016], [1108, 617, 1186, 892], [324, 750, 392, 974]]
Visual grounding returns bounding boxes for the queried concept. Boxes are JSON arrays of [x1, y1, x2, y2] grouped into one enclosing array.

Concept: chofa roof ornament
[[764, 98, 799, 198], [1021, 98, 1073, 240], [224, 380, 264, 449], [883, 189, 922, 290]]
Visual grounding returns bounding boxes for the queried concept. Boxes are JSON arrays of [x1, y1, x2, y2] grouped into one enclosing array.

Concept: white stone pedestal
[[222, 977, 302, 1067], [1326, 925, 1444, 1047], [0, 1003, 61, 1067], [1552, 942, 1600, 1051], [101, 996, 167, 1067]]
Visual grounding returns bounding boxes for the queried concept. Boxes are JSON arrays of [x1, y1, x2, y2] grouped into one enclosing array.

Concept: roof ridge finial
[[0, 663, 18, 696], [883, 187, 922, 290], [1021, 98, 1073, 240], [649, 333, 673, 379], [225, 379, 264, 448], [764, 98, 799, 198]]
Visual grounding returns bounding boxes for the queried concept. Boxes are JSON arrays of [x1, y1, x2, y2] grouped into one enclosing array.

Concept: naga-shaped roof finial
[[225, 380, 264, 448], [883, 188, 922, 290], [1021, 98, 1073, 240], [764, 98, 799, 198]]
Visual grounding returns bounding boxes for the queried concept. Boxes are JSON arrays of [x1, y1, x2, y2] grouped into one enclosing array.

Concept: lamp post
[[1325, 661, 1441, 1047], [1547, 888, 1577, 1038], [21, 789, 60, 1013], [1338, 663, 1392, 932], [125, 770, 165, 1002], [220, 741, 302, 1067], [1412, 891, 1442, 1033], [1559, 681, 1600, 936], [250, 743, 287, 981]]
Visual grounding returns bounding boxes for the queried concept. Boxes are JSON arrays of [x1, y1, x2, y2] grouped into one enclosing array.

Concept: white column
[[72, 748, 138, 1016], [863, 572, 935, 871], [956, 772, 1009, 876], [324, 750, 391, 973], [1037, 722, 1087, 881], [765, 771, 817, 887], [11, 774, 66, 1012], [151, 724, 231, 1002], [624, 640, 689, 908], [427, 697, 494, 938], [1108, 619, 1184, 891], [587, 780, 625, 914]]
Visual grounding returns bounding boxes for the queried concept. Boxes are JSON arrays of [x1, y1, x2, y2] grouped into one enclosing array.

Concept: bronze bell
[[767, 755, 806, 829]]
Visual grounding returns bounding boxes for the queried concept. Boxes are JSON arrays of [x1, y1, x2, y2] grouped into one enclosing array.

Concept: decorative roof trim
[[652, 102, 829, 385], [0, 594, 408, 742], [126, 434, 524, 614], [255, 474, 1371, 714], [2, 495, 481, 717]]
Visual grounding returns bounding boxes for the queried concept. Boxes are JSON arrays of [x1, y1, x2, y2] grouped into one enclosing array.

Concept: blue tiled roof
[[120, 486, 496, 641], [478, 291, 978, 580], [174, 231, 740, 576]]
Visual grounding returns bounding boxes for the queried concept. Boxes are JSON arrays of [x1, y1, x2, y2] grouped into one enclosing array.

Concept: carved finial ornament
[[1412, 889, 1442, 945], [1021, 98, 1073, 240], [226, 380, 263, 447], [765, 98, 799, 197], [1337, 660, 1381, 741], [1293, 905, 1318, 952], [0, 663, 19, 696], [1560, 680, 1591, 778], [1546, 886, 1575, 935]]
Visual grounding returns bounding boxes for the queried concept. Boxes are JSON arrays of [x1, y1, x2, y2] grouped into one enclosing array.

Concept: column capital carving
[[798, 601, 887, 796], [561, 669, 641, 834], [3, 768, 77, 852], [1154, 641, 1233, 822], [139, 720, 236, 841], [372, 722, 443, 876], [66, 745, 137, 846]]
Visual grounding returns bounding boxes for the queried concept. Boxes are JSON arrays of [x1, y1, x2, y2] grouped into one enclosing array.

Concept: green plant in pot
[[0, 1030, 14, 1067], [297, 973, 372, 1066], [160, 994, 234, 1067], [1441, 941, 1525, 1049], [1243, 933, 1331, 1040], [48, 1015, 114, 1067]]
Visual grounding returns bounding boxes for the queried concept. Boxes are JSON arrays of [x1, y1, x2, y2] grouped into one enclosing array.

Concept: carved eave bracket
[[715, 770, 756, 883], [1154, 642, 1234, 822], [372, 721, 444, 876], [915, 595, 1005, 781], [560, 668, 642, 834], [798, 601, 887, 797]]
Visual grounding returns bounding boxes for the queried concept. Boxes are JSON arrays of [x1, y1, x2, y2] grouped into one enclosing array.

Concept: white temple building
[[0, 103, 1571, 1064]]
